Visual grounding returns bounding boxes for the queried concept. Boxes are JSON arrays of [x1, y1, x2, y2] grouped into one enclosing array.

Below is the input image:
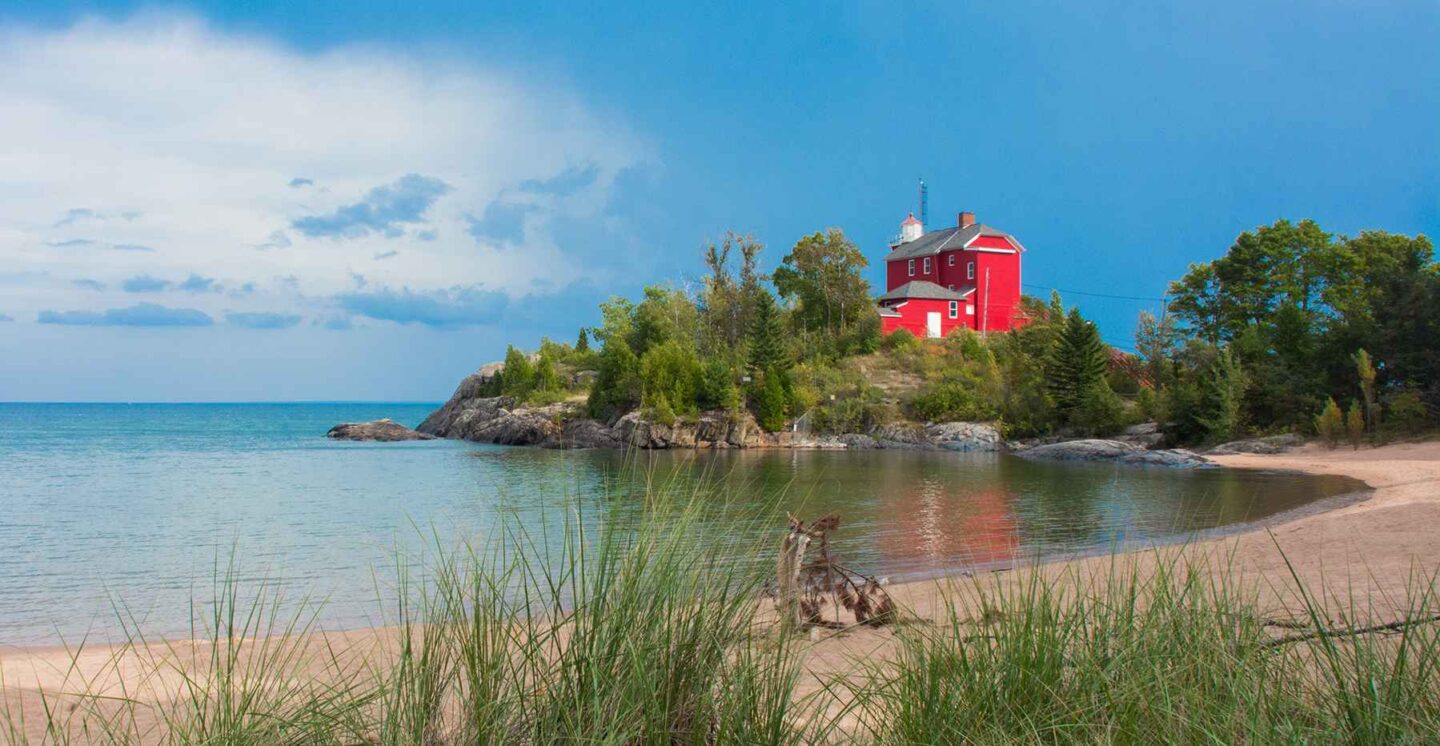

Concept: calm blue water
[[0, 403, 1364, 646]]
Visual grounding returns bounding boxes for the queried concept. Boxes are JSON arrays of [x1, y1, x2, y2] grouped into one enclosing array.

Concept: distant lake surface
[[0, 402, 1365, 646]]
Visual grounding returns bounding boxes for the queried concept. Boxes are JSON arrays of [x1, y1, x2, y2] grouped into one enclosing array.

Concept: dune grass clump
[[1, 494, 821, 745], [8, 500, 1440, 744], [849, 553, 1440, 745], [369, 500, 814, 745]]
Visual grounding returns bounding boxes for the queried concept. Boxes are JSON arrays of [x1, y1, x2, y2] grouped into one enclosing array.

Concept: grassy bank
[[6, 497, 1440, 744]]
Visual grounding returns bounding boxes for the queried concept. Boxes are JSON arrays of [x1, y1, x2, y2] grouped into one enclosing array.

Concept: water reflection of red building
[[878, 478, 1020, 571]]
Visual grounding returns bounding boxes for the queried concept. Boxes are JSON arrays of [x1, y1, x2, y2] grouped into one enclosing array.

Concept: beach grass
[[846, 551, 1440, 745], [6, 493, 1440, 744]]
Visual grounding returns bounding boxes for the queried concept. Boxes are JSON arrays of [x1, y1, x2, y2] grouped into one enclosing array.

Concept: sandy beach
[[4, 439, 1438, 742]]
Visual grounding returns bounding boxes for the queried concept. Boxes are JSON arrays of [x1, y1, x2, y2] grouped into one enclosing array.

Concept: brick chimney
[[958, 211, 976, 228]]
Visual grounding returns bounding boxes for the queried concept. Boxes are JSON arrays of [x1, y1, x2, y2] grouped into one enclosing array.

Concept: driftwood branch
[[774, 513, 896, 631], [1261, 613, 1440, 648]]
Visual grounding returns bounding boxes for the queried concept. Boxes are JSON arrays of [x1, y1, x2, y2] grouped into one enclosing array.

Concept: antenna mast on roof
[[918, 178, 928, 227]]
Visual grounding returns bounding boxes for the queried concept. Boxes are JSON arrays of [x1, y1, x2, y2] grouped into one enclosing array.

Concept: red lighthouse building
[[877, 210, 1026, 337]]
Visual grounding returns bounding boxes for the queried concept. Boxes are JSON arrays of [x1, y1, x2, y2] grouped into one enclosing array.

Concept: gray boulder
[[926, 422, 1004, 452], [417, 387, 574, 447], [1016, 439, 1209, 468], [837, 433, 879, 449], [870, 423, 937, 449], [1207, 433, 1306, 455], [1113, 422, 1165, 449], [326, 419, 434, 442]]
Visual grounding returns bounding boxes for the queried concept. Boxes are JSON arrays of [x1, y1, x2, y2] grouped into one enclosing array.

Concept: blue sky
[[0, 1, 1436, 402]]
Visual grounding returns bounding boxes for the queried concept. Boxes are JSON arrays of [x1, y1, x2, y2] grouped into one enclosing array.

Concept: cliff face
[[417, 392, 563, 446]]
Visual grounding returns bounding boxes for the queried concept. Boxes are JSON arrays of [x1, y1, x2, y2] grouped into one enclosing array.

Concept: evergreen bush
[[500, 346, 535, 399], [1386, 389, 1428, 435], [640, 341, 702, 422], [586, 340, 641, 422], [753, 372, 788, 432]]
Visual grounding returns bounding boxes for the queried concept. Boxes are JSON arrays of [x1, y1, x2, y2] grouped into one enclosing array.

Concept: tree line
[[1147, 219, 1437, 444], [481, 218, 1437, 446]]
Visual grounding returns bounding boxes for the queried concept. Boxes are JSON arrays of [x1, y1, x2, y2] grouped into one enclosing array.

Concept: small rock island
[[326, 419, 434, 442]]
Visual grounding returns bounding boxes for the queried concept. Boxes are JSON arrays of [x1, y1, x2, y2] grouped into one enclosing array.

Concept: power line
[[1023, 283, 1166, 303]]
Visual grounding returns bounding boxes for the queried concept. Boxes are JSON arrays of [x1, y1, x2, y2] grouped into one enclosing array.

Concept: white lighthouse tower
[[898, 213, 923, 244]]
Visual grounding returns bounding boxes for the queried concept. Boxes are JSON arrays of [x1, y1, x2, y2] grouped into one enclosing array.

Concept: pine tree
[[533, 353, 561, 394], [747, 290, 789, 376], [500, 345, 535, 399], [575, 327, 590, 353], [1045, 308, 1110, 422], [587, 339, 640, 422], [1197, 347, 1245, 442], [754, 370, 788, 432]]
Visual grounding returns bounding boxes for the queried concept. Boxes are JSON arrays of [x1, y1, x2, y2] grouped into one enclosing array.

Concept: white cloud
[[0, 14, 651, 326]]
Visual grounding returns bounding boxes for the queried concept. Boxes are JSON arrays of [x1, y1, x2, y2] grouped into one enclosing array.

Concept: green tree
[[1196, 348, 1245, 442], [772, 228, 871, 340], [575, 327, 590, 353], [1167, 263, 1223, 343], [639, 340, 702, 424], [1345, 400, 1365, 450], [1045, 308, 1111, 424], [1353, 348, 1377, 435], [533, 353, 562, 395], [1315, 398, 1344, 448], [699, 232, 765, 355], [1071, 380, 1126, 435], [753, 371, 788, 432], [746, 289, 789, 376], [696, 358, 739, 413], [1386, 389, 1428, 435], [629, 285, 700, 357], [1168, 219, 1335, 342], [586, 339, 641, 422], [593, 297, 636, 350], [1134, 310, 1180, 390], [500, 345, 535, 399]]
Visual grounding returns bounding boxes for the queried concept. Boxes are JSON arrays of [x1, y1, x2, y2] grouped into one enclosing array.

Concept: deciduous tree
[[773, 229, 870, 340]]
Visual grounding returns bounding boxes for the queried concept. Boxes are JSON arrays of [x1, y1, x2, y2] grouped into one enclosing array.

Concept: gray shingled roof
[[878, 280, 975, 302], [888, 224, 1018, 260]]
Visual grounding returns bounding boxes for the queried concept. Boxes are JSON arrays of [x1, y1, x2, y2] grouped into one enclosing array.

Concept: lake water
[[0, 402, 1365, 646]]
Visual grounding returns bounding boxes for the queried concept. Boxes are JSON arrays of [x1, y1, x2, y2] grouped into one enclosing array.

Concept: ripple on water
[[0, 403, 1365, 645]]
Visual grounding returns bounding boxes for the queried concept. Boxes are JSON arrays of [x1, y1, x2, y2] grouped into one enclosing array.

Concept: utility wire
[[1023, 283, 1166, 303]]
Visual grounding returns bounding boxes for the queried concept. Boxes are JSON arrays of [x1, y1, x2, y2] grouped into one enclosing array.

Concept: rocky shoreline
[[412, 392, 1007, 452], [362, 372, 1274, 468], [328, 371, 1311, 469], [408, 370, 1006, 452]]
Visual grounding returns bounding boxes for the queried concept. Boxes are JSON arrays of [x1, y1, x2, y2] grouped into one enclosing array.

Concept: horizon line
[[0, 400, 444, 405]]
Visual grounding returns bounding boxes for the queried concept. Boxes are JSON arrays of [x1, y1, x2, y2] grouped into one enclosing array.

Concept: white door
[[926, 312, 942, 338]]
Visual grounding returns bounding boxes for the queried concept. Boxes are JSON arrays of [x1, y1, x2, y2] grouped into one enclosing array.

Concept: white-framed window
[[923, 257, 931, 274], [949, 301, 959, 319], [966, 304, 975, 316], [967, 261, 976, 280], [907, 259, 915, 277], [948, 254, 955, 266]]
